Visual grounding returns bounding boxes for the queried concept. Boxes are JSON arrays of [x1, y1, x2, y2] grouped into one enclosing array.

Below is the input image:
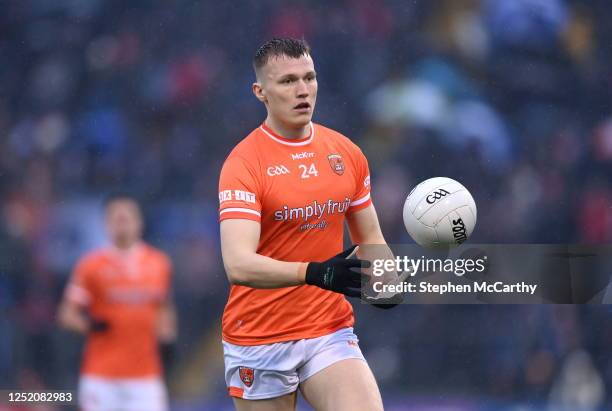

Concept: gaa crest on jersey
[[327, 154, 345, 175], [239, 366, 255, 387]]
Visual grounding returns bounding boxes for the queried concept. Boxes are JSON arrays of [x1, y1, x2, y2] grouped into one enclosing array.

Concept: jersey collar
[[259, 122, 314, 146], [106, 241, 145, 260]]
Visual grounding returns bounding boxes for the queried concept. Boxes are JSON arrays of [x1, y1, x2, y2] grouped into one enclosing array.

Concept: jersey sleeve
[[64, 256, 95, 306], [347, 147, 372, 215], [218, 154, 262, 222]]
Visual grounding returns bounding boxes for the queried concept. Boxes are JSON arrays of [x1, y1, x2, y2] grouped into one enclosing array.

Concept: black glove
[[160, 342, 176, 374], [89, 317, 110, 333], [305, 245, 371, 298], [368, 293, 404, 309]]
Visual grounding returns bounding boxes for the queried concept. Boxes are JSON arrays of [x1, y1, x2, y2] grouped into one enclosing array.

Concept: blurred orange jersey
[[219, 122, 372, 345], [64, 243, 172, 378]]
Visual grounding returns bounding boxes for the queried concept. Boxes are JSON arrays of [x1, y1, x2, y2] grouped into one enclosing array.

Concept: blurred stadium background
[[1, 0, 612, 409]]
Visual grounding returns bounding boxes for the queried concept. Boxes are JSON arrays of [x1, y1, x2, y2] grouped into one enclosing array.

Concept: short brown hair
[[253, 38, 311, 72], [103, 191, 141, 211]]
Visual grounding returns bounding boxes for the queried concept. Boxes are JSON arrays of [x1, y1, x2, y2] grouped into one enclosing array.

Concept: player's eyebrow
[[277, 71, 317, 82], [277, 73, 298, 81]]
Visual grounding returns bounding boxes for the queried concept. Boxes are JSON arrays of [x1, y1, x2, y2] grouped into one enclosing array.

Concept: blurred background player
[[57, 193, 177, 411], [219, 38, 393, 411]]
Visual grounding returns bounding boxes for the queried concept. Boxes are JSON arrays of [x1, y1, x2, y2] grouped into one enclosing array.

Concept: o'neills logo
[[452, 218, 468, 244], [328, 154, 345, 175], [274, 198, 351, 221]]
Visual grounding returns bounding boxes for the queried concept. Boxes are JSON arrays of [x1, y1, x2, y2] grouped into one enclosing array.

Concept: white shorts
[[223, 327, 365, 400], [78, 375, 168, 411]]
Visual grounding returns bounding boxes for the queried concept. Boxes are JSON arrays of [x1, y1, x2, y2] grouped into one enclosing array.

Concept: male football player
[[58, 193, 177, 411], [219, 38, 393, 411]]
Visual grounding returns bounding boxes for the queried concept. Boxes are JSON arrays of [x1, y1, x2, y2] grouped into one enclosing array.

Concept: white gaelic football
[[403, 177, 477, 249]]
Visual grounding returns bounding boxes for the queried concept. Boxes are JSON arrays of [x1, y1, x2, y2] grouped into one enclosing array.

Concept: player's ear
[[252, 82, 267, 103]]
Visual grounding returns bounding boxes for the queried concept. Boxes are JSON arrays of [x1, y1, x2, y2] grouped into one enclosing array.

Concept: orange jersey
[[64, 243, 172, 378], [219, 122, 372, 345]]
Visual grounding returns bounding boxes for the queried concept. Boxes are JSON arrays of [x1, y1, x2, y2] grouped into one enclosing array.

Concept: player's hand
[[89, 317, 110, 333], [160, 342, 176, 378], [305, 245, 371, 298]]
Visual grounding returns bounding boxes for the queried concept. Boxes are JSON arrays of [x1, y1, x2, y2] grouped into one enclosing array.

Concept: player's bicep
[[63, 258, 95, 307], [220, 219, 261, 282], [63, 281, 91, 307]]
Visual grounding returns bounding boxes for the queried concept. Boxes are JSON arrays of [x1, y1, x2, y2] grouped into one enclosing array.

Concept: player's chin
[[290, 111, 313, 125]]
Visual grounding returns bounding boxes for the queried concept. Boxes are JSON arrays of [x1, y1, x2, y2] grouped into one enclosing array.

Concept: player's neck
[[264, 117, 310, 140], [111, 239, 142, 253]]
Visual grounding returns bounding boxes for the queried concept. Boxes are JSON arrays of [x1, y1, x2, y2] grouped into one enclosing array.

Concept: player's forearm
[[57, 302, 90, 334], [346, 205, 387, 245], [157, 302, 178, 343], [224, 252, 305, 289]]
